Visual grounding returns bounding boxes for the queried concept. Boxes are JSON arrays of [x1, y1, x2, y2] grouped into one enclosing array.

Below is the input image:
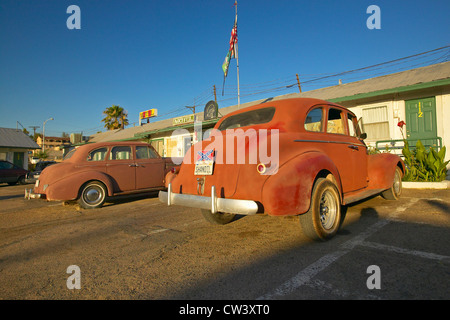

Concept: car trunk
[[170, 128, 277, 201]]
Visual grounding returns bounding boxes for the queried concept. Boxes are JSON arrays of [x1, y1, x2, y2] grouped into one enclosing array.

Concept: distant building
[[0, 128, 40, 170], [36, 136, 71, 160]]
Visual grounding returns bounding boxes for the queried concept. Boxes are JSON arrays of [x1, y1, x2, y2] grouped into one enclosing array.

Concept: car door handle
[[348, 145, 359, 150], [128, 164, 139, 167]]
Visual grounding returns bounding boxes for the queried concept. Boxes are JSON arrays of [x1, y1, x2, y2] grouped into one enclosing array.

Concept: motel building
[[89, 61, 450, 170]]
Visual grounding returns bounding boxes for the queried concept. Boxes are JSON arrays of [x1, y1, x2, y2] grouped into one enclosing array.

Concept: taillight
[[256, 163, 266, 174]]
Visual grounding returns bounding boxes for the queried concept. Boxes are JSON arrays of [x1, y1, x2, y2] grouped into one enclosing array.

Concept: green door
[[13, 152, 24, 169], [405, 97, 437, 141]]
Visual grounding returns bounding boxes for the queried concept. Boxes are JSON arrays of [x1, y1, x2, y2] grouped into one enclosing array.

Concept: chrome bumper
[[24, 188, 42, 199], [158, 183, 259, 215]]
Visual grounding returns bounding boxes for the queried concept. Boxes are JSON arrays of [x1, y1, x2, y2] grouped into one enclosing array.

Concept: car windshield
[[217, 107, 276, 131]]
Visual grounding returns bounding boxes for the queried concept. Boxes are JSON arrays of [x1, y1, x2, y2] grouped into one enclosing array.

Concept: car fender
[[367, 153, 405, 190], [261, 151, 342, 216], [45, 171, 114, 201]]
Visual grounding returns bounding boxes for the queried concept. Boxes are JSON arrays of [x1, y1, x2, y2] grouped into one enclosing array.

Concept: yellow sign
[[418, 102, 423, 118], [140, 109, 157, 120], [173, 114, 195, 125]]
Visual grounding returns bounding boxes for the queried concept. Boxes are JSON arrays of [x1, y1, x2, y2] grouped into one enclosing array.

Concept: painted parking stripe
[[359, 241, 450, 262], [257, 220, 389, 300]]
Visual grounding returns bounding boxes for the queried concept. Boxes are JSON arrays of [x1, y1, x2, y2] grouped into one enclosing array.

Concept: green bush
[[402, 140, 449, 182]]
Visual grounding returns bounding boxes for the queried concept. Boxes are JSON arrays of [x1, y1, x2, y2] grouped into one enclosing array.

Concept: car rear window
[[217, 107, 276, 131]]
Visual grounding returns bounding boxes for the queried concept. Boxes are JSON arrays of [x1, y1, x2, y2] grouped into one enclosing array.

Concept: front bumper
[[159, 183, 259, 215]]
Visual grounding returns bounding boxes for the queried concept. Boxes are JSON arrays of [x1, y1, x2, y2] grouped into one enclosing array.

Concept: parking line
[[257, 220, 389, 300], [359, 241, 450, 262]]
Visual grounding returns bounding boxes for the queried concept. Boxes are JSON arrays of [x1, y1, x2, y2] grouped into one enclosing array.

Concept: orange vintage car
[[27, 141, 179, 209], [159, 98, 404, 241]]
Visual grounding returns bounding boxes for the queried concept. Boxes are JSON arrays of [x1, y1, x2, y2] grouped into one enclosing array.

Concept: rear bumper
[[24, 188, 44, 199], [159, 183, 259, 215]]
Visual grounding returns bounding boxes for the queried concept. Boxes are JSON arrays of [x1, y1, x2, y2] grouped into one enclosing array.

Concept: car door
[[106, 145, 135, 192], [0, 161, 15, 182], [324, 107, 367, 193], [345, 112, 368, 191], [134, 145, 165, 189]]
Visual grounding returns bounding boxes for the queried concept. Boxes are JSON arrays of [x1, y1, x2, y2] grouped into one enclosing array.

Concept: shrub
[[402, 140, 449, 182]]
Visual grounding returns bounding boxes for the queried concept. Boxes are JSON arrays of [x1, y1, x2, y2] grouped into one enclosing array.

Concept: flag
[[222, 14, 238, 77]]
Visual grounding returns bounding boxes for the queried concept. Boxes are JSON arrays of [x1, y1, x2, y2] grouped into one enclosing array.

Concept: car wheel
[[381, 167, 402, 200], [299, 178, 342, 241], [201, 209, 236, 225], [18, 176, 26, 185], [78, 181, 107, 209]]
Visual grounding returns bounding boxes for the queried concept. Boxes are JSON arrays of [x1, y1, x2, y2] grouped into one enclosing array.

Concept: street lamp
[[42, 117, 54, 152]]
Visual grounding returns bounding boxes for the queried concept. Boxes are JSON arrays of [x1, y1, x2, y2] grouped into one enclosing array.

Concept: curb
[[402, 180, 450, 189]]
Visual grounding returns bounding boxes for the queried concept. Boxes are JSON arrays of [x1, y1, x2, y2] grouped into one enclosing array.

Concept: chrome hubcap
[[320, 191, 337, 230], [84, 186, 103, 204], [393, 171, 401, 195]]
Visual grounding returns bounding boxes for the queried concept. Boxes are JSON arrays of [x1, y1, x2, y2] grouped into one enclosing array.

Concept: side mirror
[[360, 133, 367, 140]]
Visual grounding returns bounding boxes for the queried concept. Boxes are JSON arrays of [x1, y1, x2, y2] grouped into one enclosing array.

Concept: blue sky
[[1, 0, 449, 137]]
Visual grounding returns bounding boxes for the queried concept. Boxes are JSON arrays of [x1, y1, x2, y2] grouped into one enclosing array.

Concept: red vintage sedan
[[28, 141, 179, 209], [159, 98, 404, 241]]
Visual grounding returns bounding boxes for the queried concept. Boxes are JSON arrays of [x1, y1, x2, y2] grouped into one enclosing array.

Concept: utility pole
[[235, 1, 240, 107], [185, 105, 195, 114], [296, 74, 302, 93], [213, 85, 217, 102], [29, 126, 40, 139]]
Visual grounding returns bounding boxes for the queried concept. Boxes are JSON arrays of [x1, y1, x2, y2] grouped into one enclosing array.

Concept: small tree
[[102, 105, 129, 130]]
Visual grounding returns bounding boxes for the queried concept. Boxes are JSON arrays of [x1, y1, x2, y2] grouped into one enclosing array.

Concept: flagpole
[[235, 1, 240, 107]]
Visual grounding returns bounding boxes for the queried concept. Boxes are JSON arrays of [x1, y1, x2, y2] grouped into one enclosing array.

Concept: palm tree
[[102, 105, 129, 130]]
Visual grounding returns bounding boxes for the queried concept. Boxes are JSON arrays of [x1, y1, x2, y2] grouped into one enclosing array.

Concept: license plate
[[194, 161, 214, 175], [195, 150, 214, 175]]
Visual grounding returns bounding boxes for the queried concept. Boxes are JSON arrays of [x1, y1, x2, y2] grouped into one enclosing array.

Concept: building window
[[362, 106, 390, 140]]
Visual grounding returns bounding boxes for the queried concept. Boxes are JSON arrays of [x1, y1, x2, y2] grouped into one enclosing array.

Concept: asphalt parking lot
[[0, 183, 449, 301]]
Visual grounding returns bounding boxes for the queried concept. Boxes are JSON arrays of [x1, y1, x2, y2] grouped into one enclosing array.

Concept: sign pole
[[235, 1, 240, 107]]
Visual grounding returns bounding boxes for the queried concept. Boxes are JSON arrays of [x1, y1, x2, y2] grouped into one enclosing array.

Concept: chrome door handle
[[348, 145, 359, 150]]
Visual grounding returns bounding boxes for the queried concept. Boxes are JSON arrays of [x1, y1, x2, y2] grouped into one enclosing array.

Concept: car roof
[[66, 141, 151, 162], [215, 97, 352, 131]]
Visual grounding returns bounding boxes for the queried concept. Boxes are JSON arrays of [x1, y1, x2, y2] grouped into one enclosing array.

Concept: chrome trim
[[294, 139, 366, 147], [211, 185, 217, 213], [159, 183, 258, 215], [24, 189, 41, 199]]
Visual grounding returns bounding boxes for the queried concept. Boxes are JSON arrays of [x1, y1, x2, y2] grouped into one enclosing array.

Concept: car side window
[[0, 161, 14, 169], [327, 108, 345, 134], [110, 146, 132, 160], [136, 146, 160, 159], [347, 113, 357, 137], [304, 107, 323, 132], [87, 147, 108, 161]]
